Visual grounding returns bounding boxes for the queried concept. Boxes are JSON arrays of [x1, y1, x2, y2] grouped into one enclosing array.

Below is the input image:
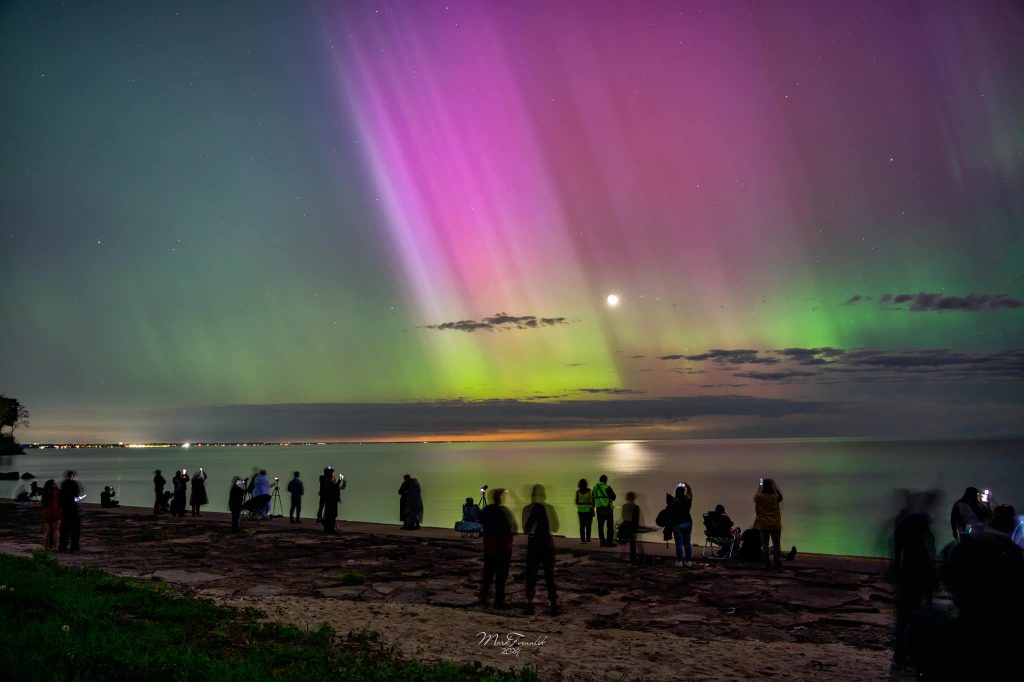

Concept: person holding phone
[[754, 478, 784, 570], [189, 468, 209, 517], [58, 470, 82, 552]]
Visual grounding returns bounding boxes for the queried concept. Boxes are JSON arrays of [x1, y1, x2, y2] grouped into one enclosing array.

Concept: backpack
[[739, 528, 762, 561]]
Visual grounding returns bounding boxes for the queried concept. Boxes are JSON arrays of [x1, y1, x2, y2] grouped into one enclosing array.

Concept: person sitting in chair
[[455, 497, 484, 534], [705, 504, 740, 557]]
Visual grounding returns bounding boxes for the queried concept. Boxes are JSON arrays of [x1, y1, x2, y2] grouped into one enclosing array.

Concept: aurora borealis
[[1, 1, 1022, 442]]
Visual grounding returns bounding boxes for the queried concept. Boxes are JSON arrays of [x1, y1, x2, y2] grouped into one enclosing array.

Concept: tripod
[[270, 483, 284, 518], [478, 491, 488, 508]]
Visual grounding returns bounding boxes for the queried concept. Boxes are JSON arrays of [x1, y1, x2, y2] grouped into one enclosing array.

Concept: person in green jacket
[[575, 478, 594, 543], [593, 474, 618, 547]]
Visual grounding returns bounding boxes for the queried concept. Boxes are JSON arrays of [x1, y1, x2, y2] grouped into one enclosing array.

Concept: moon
[[606, 293, 620, 307]]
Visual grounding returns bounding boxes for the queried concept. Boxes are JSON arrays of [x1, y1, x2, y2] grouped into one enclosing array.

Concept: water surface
[[3, 439, 1020, 557]]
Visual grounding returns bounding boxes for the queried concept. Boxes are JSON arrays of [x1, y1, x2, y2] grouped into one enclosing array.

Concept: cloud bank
[[423, 312, 570, 332]]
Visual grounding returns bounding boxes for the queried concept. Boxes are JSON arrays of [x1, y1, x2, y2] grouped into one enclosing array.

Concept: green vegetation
[[0, 552, 535, 681], [340, 570, 366, 586]]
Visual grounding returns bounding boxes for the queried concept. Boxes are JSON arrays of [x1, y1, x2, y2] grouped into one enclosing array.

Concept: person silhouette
[[522, 484, 561, 615]]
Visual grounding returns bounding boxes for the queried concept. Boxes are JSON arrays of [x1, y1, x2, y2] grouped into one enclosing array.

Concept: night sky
[[2, 1, 1022, 442]]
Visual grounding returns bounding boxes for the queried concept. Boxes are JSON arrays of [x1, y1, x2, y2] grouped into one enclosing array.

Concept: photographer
[[171, 469, 188, 517], [229, 476, 245, 533], [321, 469, 346, 534], [100, 485, 120, 508], [189, 468, 209, 517], [251, 469, 271, 520], [287, 471, 304, 523]]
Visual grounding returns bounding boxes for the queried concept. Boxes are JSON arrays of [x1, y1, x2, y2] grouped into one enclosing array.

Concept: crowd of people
[[889, 485, 1023, 677]]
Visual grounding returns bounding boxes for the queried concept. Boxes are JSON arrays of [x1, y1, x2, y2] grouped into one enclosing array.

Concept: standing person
[[171, 470, 188, 517], [754, 478, 784, 570], [228, 476, 245, 534], [619, 491, 641, 564], [251, 469, 271, 519], [522, 484, 561, 615], [287, 471, 304, 523], [321, 469, 347, 534], [402, 477, 423, 530], [950, 487, 987, 539], [399, 474, 414, 529], [479, 488, 515, 609], [189, 468, 208, 517], [316, 467, 330, 523], [575, 479, 594, 543], [593, 474, 618, 547], [891, 492, 939, 669], [41, 479, 61, 551], [671, 483, 694, 568], [153, 469, 166, 515], [398, 474, 412, 524], [58, 471, 82, 552]]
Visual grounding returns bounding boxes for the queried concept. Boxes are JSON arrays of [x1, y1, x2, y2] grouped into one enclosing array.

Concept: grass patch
[[0, 552, 535, 681], [340, 570, 366, 586]]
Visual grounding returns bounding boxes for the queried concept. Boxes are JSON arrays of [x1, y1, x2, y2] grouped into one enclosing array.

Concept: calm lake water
[[2, 439, 1021, 557]]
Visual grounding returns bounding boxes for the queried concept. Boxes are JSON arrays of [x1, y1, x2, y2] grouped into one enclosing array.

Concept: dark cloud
[[161, 395, 830, 440], [575, 388, 645, 395], [773, 347, 846, 365], [729, 347, 1024, 384], [734, 370, 819, 381], [875, 292, 1023, 311], [857, 292, 1024, 312], [424, 312, 570, 332], [661, 349, 778, 365]]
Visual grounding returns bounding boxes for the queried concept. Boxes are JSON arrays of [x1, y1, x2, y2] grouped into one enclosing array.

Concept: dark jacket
[[398, 480, 412, 521], [524, 503, 553, 538], [480, 504, 514, 553], [705, 510, 734, 537], [229, 484, 245, 511], [403, 483, 423, 523], [287, 478, 304, 499], [189, 473, 208, 507], [662, 493, 692, 526], [59, 479, 81, 512]]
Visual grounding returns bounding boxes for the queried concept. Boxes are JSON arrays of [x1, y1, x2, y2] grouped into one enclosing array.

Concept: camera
[[759, 477, 764, 486], [677, 482, 686, 489], [274, 476, 279, 481], [480, 485, 488, 493]]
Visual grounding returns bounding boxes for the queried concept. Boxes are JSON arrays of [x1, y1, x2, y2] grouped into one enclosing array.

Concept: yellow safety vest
[[575, 489, 593, 513]]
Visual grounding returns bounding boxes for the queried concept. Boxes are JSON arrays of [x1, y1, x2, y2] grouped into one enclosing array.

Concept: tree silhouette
[[0, 395, 29, 439]]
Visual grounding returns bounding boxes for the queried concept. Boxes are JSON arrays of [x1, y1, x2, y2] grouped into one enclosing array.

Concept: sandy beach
[[0, 502, 907, 680]]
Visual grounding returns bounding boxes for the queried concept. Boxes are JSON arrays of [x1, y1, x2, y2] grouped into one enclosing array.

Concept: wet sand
[[0, 502, 904, 680]]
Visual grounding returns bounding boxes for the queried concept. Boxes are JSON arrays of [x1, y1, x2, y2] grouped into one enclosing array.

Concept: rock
[[318, 586, 370, 599], [150, 569, 222, 586], [372, 583, 399, 595], [20, 472, 35, 480], [774, 585, 863, 609], [246, 584, 286, 597], [426, 593, 480, 607]]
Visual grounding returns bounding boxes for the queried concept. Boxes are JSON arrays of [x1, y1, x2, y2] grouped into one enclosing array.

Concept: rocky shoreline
[[0, 502, 906, 680]]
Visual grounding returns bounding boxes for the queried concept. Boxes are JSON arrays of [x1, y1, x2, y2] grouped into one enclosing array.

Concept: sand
[[0, 502, 905, 680]]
